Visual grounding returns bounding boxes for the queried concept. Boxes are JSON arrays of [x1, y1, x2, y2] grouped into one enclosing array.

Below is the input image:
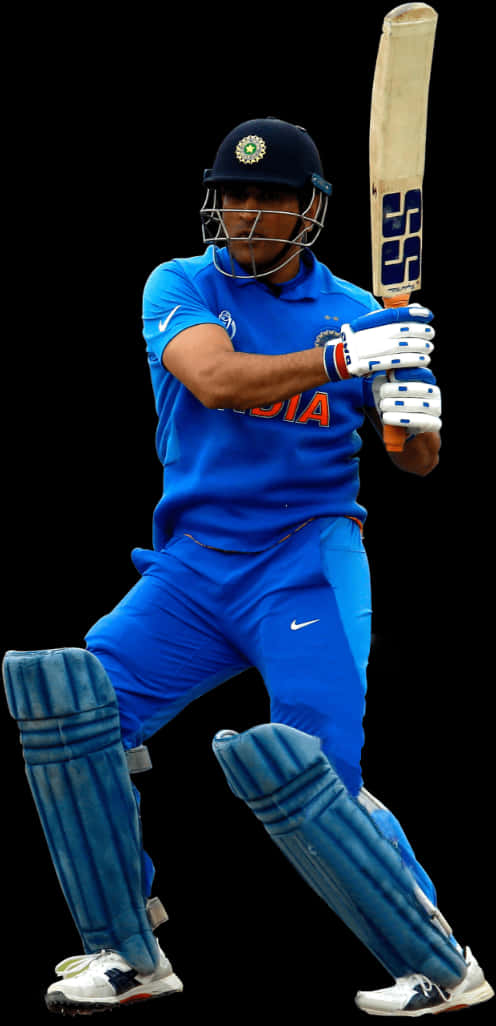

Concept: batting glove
[[323, 304, 434, 381], [370, 367, 442, 435]]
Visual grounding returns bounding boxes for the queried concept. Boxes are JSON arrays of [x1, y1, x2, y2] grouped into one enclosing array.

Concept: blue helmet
[[201, 117, 332, 280], [203, 117, 332, 198]]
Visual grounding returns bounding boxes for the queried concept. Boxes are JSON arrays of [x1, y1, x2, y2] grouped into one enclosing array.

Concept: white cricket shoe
[[355, 947, 494, 1017], [45, 940, 183, 1014]]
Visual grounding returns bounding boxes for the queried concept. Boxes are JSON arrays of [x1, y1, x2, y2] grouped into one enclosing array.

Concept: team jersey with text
[[142, 245, 381, 551]]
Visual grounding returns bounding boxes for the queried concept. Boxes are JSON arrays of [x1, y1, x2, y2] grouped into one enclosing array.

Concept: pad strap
[[126, 745, 153, 774], [146, 897, 168, 930]]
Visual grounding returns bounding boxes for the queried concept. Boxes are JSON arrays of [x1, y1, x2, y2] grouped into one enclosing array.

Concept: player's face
[[221, 184, 304, 283]]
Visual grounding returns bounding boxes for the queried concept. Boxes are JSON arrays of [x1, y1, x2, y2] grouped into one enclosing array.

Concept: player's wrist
[[322, 341, 351, 383]]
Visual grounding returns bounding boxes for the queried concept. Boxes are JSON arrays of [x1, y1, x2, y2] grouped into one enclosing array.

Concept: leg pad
[[213, 723, 466, 988], [3, 648, 159, 974]]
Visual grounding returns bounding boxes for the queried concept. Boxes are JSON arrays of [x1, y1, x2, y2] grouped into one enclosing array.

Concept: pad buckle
[[146, 897, 168, 931], [125, 745, 153, 774]]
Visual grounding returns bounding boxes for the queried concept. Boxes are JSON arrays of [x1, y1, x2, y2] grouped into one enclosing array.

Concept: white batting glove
[[371, 369, 442, 435], [323, 305, 434, 381]]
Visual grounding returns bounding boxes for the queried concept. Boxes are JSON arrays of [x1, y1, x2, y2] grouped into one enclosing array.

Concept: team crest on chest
[[314, 328, 341, 348], [235, 135, 267, 164]]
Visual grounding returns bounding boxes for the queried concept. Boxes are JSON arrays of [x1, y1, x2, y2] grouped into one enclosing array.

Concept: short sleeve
[[142, 260, 224, 365]]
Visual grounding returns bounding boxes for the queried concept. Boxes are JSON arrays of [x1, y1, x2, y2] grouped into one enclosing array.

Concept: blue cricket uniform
[[140, 244, 380, 552], [86, 243, 437, 905]]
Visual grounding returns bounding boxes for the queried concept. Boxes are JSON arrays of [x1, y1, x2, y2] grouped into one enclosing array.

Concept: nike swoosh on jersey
[[290, 619, 320, 631], [158, 305, 181, 333]]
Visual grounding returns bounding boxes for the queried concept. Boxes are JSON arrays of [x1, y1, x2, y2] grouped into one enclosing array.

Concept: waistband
[[183, 515, 363, 555]]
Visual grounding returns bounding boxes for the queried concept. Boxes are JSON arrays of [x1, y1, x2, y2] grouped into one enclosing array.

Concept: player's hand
[[371, 368, 442, 435], [323, 305, 434, 381]]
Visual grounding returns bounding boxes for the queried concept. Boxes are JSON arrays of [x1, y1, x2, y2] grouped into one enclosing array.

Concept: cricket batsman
[[3, 118, 493, 1017]]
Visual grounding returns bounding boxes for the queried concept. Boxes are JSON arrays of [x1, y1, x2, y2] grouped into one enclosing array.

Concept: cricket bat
[[370, 3, 438, 452]]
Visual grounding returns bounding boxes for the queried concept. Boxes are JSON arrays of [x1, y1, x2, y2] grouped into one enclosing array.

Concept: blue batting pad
[[212, 724, 466, 988], [3, 648, 159, 975]]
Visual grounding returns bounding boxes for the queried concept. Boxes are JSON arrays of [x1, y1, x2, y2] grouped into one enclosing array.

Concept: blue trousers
[[85, 516, 437, 906]]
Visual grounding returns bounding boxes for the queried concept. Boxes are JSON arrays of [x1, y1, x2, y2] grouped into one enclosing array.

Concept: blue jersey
[[142, 245, 381, 551]]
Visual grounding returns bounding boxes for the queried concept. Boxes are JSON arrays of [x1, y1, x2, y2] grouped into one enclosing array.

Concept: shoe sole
[[356, 980, 495, 1016], [45, 973, 183, 1015]]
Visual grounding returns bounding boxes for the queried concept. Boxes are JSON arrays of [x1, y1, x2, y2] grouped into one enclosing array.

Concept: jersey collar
[[212, 246, 329, 301]]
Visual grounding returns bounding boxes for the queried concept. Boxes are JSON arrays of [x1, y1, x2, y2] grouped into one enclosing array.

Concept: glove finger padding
[[323, 306, 435, 382], [341, 321, 434, 376], [381, 410, 442, 433], [379, 379, 441, 433], [380, 381, 440, 401]]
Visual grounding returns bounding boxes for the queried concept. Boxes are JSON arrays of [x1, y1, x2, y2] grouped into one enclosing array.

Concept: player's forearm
[[202, 347, 329, 409], [388, 430, 441, 475]]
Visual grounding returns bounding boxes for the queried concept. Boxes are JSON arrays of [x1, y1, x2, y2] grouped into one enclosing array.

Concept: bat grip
[[382, 293, 411, 453], [383, 423, 408, 452]]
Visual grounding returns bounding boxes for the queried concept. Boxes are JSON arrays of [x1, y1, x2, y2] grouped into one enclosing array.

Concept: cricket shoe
[[45, 941, 183, 1014], [355, 947, 494, 1017]]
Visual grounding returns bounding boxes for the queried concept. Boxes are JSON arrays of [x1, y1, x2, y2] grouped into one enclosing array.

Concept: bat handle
[[382, 292, 411, 453], [383, 423, 408, 452]]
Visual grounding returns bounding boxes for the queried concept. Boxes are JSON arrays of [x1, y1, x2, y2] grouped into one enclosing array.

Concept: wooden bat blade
[[369, 3, 438, 452]]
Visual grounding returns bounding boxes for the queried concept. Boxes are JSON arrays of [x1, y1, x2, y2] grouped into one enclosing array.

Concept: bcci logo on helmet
[[235, 135, 267, 165]]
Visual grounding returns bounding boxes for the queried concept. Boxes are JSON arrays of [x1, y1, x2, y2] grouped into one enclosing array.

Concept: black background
[[3, 2, 493, 1020]]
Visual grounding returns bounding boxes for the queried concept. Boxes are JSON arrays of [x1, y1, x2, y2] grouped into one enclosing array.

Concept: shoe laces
[[57, 949, 117, 977], [410, 974, 451, 1003]]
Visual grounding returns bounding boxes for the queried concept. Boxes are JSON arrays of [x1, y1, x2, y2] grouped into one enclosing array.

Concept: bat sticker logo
[[382, 189, 421, 237], [381, 189, 422, 288]]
